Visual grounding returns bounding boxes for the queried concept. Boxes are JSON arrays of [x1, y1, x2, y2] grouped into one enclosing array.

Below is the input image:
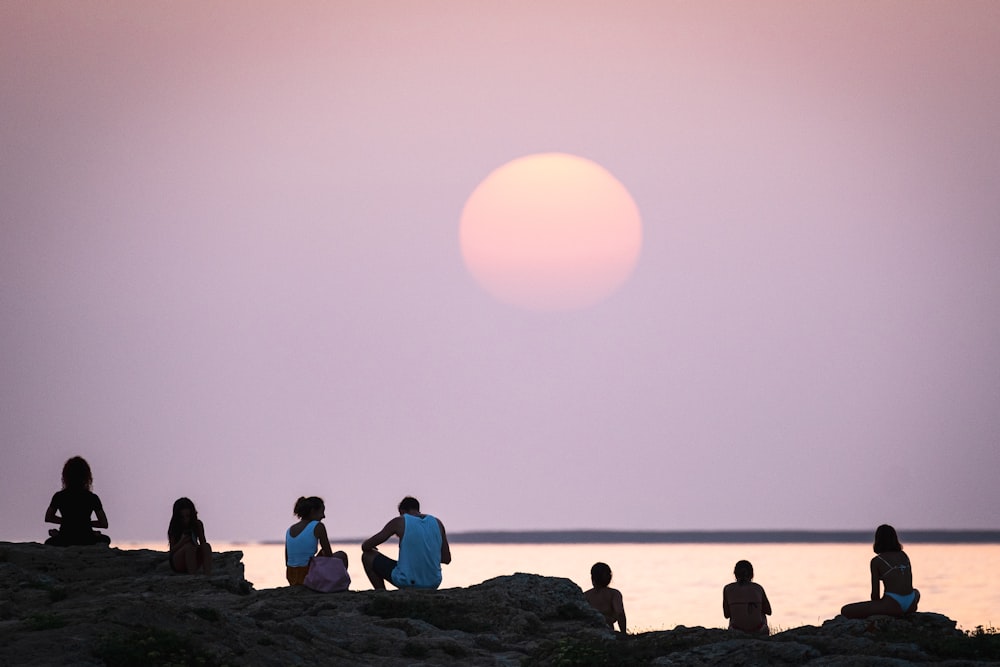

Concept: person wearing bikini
[[841, 524, 920, 618], [723, 560, 772, 634]]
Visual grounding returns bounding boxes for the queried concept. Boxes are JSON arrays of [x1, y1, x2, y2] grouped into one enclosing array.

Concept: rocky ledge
[[1, 542, 997, 666]]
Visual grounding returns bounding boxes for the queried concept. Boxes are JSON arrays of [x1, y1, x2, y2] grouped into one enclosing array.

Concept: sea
[[122, 533, 1000, 633]]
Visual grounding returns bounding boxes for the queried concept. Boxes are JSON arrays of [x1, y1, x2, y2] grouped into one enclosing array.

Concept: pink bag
[[303, 556, 350, 592]]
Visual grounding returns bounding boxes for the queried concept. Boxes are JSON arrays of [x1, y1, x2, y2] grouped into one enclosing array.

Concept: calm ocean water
[[123, 541, 998, 632]]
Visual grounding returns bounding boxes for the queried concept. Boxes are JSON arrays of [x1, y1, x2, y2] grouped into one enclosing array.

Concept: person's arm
[[44, 496, 61, 525], [612, 589, 626, 634], [869, 557, 881, 601], [760, 587, 772, 616], [437, 518, 451, 564], [195, 519, 208, 545], [92, 508, 109, 529], [314, 521, 333, 557], [362, 517, 402, 552], [722, 587, 731, 618]]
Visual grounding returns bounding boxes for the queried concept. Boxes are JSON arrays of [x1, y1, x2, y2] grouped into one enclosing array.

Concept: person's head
[[734, 560, 754, 583], [294, 496, 325, 520], [590, 562, 612, 588], [171, 497, 197, 526], [61, 456, 93, 491], [398, 496, 420, 514], [873, 524, 902, 553]]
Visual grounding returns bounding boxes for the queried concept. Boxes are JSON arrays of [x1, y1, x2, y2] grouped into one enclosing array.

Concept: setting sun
[[460, 153, 643, 311]]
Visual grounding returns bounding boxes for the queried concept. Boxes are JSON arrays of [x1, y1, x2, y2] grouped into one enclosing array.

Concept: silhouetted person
[[168, 497, 213, 574], [44, 456, 110, 546], [723, 560, 772, 633], [584, 562, 627, 634], [841, 524, 920, 618], [361, 496, 451, 590], [285, 496, 348, 586]]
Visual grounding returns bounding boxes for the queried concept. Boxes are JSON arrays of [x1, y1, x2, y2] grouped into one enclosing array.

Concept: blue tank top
[[391, 513, 443, 589], [285, 520, 319, 567]]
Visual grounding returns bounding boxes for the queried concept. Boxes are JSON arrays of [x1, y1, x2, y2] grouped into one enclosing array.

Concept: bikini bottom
[[885, 590, 917, 612]]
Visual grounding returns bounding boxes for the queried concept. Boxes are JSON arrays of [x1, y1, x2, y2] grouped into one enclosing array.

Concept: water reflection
[[122, 542, 998, 632]]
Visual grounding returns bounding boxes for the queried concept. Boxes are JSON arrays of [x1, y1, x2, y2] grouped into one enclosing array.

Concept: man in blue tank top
[[361, 496, 451, 590]]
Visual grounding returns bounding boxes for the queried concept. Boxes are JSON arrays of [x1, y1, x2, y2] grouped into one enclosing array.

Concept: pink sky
[[2, 2, 999, 542]]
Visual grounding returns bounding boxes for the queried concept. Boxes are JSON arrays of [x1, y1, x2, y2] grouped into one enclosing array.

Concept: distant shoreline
[[255, 529, 1000, 545]]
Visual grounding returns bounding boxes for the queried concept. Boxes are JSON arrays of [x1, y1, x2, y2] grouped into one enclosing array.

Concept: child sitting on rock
[[723, 560, 772, 633], [44, 456, 111, 546], [584, 562, 627, 634]]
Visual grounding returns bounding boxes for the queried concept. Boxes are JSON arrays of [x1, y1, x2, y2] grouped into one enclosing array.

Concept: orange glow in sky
[[460, 153, 643, 311]]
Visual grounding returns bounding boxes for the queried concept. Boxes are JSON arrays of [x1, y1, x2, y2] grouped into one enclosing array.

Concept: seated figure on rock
[[285, 496, 349, 586], [168, 497, 213, 574], [723, 560, 771, 634], [584, 561, 627, 635], [44, 456, 111, 547], [841, 524, 920, 618], [361, 496, 451, 590]]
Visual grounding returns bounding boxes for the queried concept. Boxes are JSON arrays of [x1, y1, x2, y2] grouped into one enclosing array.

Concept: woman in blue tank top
[[284, 496, 348, 586]]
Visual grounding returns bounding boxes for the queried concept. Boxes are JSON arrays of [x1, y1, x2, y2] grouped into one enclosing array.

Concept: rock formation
[[0, 542, 996, 665]]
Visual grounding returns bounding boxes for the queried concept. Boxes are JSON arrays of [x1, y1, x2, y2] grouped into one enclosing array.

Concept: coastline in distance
[[258, 529, 1000, 545]]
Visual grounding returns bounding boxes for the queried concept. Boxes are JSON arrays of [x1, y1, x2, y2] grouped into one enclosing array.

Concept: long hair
[[873, 524, 902, 553], [168, 497, 198, 545], [61, 456, 93, 491]]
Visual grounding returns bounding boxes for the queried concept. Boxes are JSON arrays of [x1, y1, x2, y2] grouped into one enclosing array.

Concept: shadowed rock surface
[[1, 542, 997, 666]]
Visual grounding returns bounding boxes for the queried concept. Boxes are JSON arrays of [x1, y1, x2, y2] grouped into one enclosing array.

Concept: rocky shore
[[1, 541, 997, 666]]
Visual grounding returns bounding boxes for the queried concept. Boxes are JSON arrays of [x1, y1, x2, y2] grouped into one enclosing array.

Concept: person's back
[[393, 513, 443, 589], [841, 524, 920, 618], [284, 496, 345, 586], [285, 520, 319, 566], [723, 581, 769, 632], [723, 560, 771, 634], [583, 562, 627, 634], [44, 456, 110, 547], [361, 496, 451, 590], [52, 488, 102, 543]]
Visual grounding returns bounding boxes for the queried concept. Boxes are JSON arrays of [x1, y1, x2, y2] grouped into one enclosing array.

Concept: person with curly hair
[[44, 456, 110, 546]]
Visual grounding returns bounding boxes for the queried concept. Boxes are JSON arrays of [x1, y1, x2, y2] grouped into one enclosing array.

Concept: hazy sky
[[3, 2, 999, 542]]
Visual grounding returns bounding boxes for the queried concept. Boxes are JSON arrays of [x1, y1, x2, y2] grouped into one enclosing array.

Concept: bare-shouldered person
[[361, 496, 451, 590], [583, 562, 627, 635], [723, 560, 772, 633]]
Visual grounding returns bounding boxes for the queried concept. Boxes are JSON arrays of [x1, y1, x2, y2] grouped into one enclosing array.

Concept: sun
[[460, 153, 642, 311]]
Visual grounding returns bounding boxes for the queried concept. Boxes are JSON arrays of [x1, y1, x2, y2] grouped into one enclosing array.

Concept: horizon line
[[250, 529, 1000, 545]]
